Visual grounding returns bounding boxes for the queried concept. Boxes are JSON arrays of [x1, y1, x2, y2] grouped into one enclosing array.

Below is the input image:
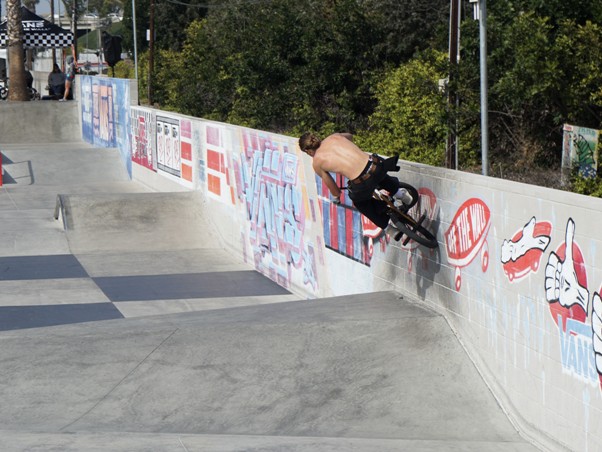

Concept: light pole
[[479, 0, 489, 176], [470, 0, 489, 176], [131, 0, 138, 81], [446, 0, 461, 170]]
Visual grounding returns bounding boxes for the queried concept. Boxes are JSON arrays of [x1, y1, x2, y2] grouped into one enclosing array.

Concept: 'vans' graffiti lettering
[[236, 131, 317, 290], [559, 317, 598, 385]]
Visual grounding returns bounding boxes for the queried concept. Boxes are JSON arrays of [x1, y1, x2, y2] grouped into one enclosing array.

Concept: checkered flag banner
[[0, 32, 74, 49], [0, 7, 74, 49]]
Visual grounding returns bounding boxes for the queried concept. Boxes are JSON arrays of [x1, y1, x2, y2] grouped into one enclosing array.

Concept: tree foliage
[[457, 4, 602, 176], [146, 0, 448, 134], [356, 50, 449, 166], [116, 0, 602, 189]]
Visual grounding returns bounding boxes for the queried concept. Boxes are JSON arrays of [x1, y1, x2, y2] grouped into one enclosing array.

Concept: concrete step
[[56, 191, 221, 253], [0, 101, 80, 144]]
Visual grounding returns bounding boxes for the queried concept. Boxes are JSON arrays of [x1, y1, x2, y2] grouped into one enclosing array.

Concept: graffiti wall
[[293, 155, 602, 451], [562, 124, 600, 179], [81, 78, 602, 450], [388, 168, 602, 452], [80, 75, 131, 176], [200, 124, 328, 297], [130, 106, 155, 171]]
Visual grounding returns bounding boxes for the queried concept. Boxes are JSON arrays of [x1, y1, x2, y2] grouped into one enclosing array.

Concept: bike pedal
[[394, 231, 403, 242], [402, 236, 411, 246]]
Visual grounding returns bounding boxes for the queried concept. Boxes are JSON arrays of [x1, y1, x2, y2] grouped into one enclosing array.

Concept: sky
[[1, 0, 72, 18]]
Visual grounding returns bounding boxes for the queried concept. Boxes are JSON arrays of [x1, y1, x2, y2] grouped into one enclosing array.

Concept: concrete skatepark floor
[[0, 138, 540, 451]]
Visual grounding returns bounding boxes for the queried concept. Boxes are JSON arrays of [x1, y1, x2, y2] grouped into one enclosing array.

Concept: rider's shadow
[[414, 209, 443, 300]]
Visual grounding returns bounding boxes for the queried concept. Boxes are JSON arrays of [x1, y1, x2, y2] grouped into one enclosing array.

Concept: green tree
[[357, 50, 449, 167], [153, 0, 449, 134], [458, 7, 602, 177]]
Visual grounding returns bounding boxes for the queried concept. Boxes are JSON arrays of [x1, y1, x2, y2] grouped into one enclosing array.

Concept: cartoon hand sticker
[[501, 216, 550, 263], [592, 293, 602, 376], [545, 219, 589, 311]]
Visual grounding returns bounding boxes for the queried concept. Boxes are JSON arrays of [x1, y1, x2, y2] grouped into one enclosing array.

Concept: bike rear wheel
[[391, 211, 438, 248]]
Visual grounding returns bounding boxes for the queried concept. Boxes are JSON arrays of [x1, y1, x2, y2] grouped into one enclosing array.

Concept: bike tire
[[391, 211, 438, 249]]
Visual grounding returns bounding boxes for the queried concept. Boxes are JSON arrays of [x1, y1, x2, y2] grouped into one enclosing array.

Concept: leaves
[[119, 0, 602, 179]]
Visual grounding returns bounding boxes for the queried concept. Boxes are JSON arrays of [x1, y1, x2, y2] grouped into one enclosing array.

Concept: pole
[[479, 0, 488, 176], [446, 0, 460, 169], [148, 0, 154, 105], [131, 0, 139, 82], [72, 0, 78, 61], [50, 0, 56, 64]]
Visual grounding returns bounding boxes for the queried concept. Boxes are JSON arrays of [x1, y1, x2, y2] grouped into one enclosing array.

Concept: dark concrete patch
[[0, 303, 123, 331], [0, 254, 88, 280], [94, 271, 291, 302]]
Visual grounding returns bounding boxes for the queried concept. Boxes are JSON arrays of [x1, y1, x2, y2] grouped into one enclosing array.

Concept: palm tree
[[6, 0, 28, 101], [22, 0, 39, 72]]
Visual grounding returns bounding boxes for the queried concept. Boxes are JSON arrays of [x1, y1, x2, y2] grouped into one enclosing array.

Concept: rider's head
[[299, 133, 321, 156]]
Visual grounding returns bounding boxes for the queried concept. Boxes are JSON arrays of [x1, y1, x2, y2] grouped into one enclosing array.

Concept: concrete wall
[[0, 101, 80, 143], [79, 79, 602, 452]]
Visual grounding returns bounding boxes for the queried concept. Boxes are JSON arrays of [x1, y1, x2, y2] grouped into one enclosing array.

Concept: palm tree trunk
[[6, 0, 28, 101]]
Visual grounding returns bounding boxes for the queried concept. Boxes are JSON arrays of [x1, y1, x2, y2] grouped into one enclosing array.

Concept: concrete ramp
[[0, 144, 150, 257], [57, 191, 222, 253], [0, 292, 537, 451], [0, 102, 80, 144]]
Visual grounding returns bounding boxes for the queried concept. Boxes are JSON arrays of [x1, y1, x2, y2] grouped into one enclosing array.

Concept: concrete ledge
[[0, 101, 80, 144]]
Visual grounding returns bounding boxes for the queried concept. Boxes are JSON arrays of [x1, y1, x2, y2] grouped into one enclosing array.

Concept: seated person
[[25, 67, 33, 89], [47, 63, 65, 98]]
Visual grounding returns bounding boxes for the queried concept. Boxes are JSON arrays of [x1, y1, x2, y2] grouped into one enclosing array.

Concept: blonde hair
[[299, 133, 321, 153]]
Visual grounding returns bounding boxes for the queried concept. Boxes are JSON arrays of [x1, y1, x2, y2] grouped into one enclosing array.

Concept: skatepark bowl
[[0, 101, 543, 451]]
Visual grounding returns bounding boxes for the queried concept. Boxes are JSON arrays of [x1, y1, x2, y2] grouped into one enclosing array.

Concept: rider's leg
[[352, 198, 390, 229], [379, 175, 413, 206]]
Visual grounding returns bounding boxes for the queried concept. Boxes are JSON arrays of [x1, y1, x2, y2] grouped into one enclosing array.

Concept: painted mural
[[545, 219, 597, 387], [237, 130, 319, 291], [562, 124, 600, 179], [156, 114, 194, 188], [204, 126, 322, 294], [501, 217, 551, 282], [131, 107, 155, 171], [316, 173, 382, 266], [499, 215, 602, 393], [445, 198, 491, 291], [317, 174, 440, 270], [80, 75, 131, 175], [78, 77, 602, 448], [204, 123, 234, 203]]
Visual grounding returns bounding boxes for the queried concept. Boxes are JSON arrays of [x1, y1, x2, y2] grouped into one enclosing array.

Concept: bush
[[355, 50, 449, 166]]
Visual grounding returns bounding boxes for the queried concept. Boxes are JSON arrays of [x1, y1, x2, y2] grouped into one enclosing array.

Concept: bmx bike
[[373, 182, 438, 249]]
